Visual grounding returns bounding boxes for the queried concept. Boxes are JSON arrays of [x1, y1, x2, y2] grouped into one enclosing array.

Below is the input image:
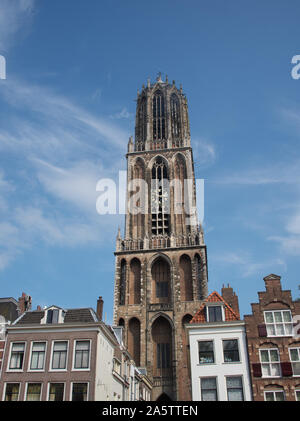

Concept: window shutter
[[252, 363, 262, 377], [258, 324, 267, 337], [281, 362, 293, 377]]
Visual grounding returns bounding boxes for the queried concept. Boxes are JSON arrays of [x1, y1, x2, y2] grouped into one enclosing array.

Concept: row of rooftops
[[0, 273, 294, 329]]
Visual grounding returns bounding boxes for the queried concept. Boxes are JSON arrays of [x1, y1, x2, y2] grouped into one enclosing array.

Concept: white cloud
[[0, 170, 13, 191], [0, 0, 35, 51], [0, 78, 128, 151], [193, 138, 216, 167], [271, 236, 300, 256], [0, 222, 24, 270], [286, 211, 300, 235], [33, 158, 104, 215], [0, 76, 129, 270], [212, 160, 300, 185], [213, 251, 286, 278], [110, 107, 133, 119], [14, 207, 99, 247], [269, 207, 300, 256]]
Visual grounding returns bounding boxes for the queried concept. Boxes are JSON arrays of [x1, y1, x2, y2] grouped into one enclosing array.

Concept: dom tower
[[113, 74, 208, 401]]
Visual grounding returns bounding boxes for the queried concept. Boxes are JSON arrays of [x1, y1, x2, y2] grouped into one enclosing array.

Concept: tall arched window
[[119, 259, 126, 305], [128, 318, 141, 366], [170, 94, 181, 146], [152, 90, 166, 146], [131, 159, 145, 239], [151, 316, 173, 377], [129, 258, 141, 304], [179, 255, 193, 301], [151, 157, 169, 236], [151, 257, 171, 304], [195, 254, 204, 300], [174, 154, 189, 235], [137, 96, 147, 150]]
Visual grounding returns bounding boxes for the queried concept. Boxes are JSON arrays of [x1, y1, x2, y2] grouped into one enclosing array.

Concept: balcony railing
[[116, 228, 204, 252]]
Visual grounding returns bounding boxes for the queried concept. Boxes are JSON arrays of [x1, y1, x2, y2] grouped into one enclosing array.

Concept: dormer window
[[47, 309, 59, 324], [41, 307, 65, 325], [206, 304, 224, 322]]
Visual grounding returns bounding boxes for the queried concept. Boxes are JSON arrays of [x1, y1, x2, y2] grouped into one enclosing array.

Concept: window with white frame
[[295, 389, 300, 401], [26, 383, 42, 401], [206, 305, 223, 322], [4, 383, 20, 401], [30, 342, 46, 370], [259, 348, 281, 377], [73, 340, 90, 369], [289, 347, 300, 376], [51, 341, 68, 370], [9, 342, 25, 370], [198, 341, 214, 364], [264, 390, 285, 401], [71, 383, 88, 401], [223, 339, 240, 363], [264, 310, 293, 337], [200, 377, 218, 401], [48, 383, 64, 401], [226, 376, 244, 401]]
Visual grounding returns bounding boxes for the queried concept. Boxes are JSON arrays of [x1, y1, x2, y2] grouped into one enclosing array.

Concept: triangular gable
[[44, 305, 64, 311], [190, 291, 240, 323]]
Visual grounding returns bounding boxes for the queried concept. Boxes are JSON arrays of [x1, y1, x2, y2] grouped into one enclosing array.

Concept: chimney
[[96, 296, 104, 321], [221, 284, 240, 318], [18, 292, 32, 314]]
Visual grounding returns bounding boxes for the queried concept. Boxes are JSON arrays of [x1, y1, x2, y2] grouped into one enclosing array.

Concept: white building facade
[[186, 292, 252, 401]]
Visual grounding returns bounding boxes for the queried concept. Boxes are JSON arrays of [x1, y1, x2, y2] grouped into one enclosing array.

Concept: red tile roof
[[190, 291, 240, 323]]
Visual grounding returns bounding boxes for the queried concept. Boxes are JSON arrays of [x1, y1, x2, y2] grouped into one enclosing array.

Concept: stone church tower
[[113, 74, 208, 401]]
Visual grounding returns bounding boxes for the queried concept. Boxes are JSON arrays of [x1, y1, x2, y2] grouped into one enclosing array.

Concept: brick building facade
[[0, 298, 152, 401], [244, 274, 300, 401]]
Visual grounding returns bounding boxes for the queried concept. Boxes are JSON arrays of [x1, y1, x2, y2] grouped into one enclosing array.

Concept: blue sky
[[0, 0, 299, 323]]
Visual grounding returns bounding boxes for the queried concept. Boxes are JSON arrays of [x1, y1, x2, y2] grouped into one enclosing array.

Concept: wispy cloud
[[0, 0, 35, 51], [269, 206, 300, 256], [14, 207, 100, 247], [193, 137, 216, 167], [0, 76, 128, 270], [212, 160, 300, 185], [33, 158, 105, 215], [1, 78, 127, 151], [110, 107, 133, 120], [213, 251, 286, 278]]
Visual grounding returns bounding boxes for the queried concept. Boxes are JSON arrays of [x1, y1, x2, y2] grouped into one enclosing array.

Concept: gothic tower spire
[[113, 75, 208, 400]]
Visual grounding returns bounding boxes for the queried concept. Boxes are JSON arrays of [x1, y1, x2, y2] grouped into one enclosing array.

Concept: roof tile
[[190, 291, 240, 324]]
